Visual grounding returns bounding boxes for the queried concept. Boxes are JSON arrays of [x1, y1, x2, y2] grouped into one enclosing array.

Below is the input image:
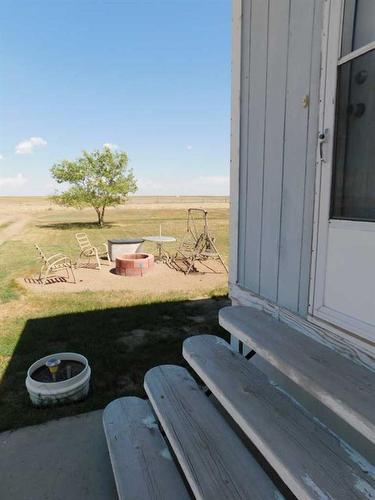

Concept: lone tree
[[50, 147, 137, 226]]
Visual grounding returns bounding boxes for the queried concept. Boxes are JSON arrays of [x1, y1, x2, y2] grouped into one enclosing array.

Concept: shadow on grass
[[36, 222, 117, 230], [0, 295, 229, 431]]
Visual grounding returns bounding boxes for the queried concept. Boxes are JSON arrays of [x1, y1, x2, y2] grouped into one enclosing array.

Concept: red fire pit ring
[[115, 253, 154, 277]]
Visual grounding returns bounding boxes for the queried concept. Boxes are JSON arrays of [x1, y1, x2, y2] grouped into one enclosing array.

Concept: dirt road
[[0, 215, 31, 246]]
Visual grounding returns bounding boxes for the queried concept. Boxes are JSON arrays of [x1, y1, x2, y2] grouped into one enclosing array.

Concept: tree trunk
[[95, 208, 103, 227], [100, 205, 106, 226], [94, 206, 106, 227]]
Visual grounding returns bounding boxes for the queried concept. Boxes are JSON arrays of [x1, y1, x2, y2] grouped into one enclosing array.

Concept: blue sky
[[0, 0, 230, 196]]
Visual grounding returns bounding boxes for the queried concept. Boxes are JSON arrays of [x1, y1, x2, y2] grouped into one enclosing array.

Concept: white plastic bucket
[[26, 352, 91, 407]]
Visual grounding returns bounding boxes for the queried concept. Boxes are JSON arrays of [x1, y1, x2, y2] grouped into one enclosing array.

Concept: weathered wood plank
[[219, 306, 375, 444], [243, 0, 269, 292], [277, 0, 315, 311], [184, 335, 375, 500], [229, 0, 243, 285], [103, 397, 190, 500], [144, 365, 282, 500], [298, 0, 323, 316], [259, 0, 290, 302], [236, 0, 321, 311], [230, 282, 375, 371], [237, 0, 251, 285]]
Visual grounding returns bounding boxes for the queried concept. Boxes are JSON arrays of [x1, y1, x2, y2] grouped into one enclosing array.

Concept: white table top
[[142, 236, 176, 243]]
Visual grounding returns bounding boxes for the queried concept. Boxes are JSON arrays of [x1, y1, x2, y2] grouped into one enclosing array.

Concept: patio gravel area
[[20, 260, 227, 294]]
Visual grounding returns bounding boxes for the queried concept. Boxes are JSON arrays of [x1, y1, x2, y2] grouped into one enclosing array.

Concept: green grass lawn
[[0, 200, 229, 430]]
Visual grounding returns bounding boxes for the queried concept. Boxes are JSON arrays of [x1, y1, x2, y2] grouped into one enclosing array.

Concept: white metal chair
[[35, 244, 76, 285], [75, 232, 110, 270]]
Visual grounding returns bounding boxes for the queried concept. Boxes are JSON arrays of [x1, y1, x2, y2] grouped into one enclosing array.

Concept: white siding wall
[[235, 0, 323, 316]]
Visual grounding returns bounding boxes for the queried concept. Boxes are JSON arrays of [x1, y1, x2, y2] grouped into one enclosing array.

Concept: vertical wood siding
[[236, 0, 323, 316]]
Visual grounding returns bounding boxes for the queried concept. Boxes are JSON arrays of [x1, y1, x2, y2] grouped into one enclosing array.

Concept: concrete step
[[0, 411, 117, 500]]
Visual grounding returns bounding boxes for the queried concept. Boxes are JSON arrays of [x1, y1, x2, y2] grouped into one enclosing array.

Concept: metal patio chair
[[75, 232, 110, 270], [172, 208, 228, 275], [35, 244, 76, 285]]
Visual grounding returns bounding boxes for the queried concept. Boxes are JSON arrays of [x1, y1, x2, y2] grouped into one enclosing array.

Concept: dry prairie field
[[0, 196, 229, 430]]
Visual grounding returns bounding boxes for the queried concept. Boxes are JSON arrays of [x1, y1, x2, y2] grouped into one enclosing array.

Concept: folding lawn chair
[[34, 244, 76, 285], [75, 232, 110, 270]]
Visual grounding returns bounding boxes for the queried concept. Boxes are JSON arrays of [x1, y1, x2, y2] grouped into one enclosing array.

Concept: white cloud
[[186, 145, 193, 151], [0, 154, 3, 160], [138, 175, 229, 196], [103, 143, 118, 150], [0, 173, 27, 189], [15, 136, 47, 155]]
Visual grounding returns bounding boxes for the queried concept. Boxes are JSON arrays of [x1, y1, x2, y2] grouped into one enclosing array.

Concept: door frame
[[308, 0, 375, 343]]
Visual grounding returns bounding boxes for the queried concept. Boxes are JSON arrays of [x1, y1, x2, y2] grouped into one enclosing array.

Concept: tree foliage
[[50, 147, 137, 226]]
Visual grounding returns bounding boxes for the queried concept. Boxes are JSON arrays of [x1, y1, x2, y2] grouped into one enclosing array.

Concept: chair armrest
[[50, 256, 71, 265], [46, 253, 65, 262], [97, 242, 108, 251], [95, 243, 109, 254]]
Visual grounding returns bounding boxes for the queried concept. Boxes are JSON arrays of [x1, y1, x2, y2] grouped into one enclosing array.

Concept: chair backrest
[[186, 208, 209, 241], [176, 231, 201, 258], [75, 233, 92, 251], [35, 243, 48, 264]]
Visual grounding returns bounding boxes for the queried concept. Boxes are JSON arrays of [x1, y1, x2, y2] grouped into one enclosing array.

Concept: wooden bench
[[219, 306, 375, 445], [103, 371, 281, 500], [103, 397, 190, 500], [144, 365, 281, 500], [102, 305, 375, 500], [183, 335, 375, 500]]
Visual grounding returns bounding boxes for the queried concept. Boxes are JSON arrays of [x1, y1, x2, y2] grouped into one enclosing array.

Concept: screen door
[[312, 0, 375, 342]]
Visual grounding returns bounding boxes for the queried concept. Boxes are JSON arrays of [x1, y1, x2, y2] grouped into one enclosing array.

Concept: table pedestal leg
[[156, 243, 162, 263], [155, 242, 171, 265]]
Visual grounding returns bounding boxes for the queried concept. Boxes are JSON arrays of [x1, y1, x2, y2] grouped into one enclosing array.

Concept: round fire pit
[[26, 352, 91, 407], [115, 253, 154, 277]]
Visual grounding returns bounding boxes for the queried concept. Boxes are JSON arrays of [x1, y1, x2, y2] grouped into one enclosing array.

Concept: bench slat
[[103, 397, 190, 500], [144, 365, 282, 500], [219, 306, 375, 444], [184, 335, 375, 500]]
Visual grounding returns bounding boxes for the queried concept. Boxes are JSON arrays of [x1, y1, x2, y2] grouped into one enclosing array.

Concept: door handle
[[318, 129, 329, 163]]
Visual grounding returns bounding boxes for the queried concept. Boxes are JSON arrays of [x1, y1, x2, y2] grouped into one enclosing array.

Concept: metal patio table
[[142, 235, 176, 264]]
